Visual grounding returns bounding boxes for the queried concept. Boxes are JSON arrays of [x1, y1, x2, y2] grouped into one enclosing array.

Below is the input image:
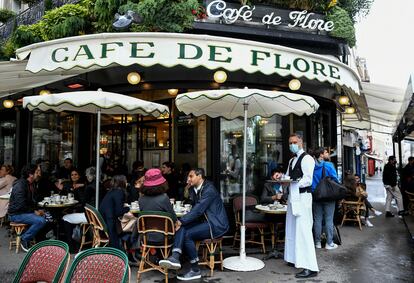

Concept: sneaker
[[365, 219, 374, 227], [159, 256, 181, 270], [374, 210, 383, 216], [177, 269, 202, 281], [385, 211, 394, 218], [20, 241, 30, 252], [315, 242, 322, 249], [325, 243, 338, 250]]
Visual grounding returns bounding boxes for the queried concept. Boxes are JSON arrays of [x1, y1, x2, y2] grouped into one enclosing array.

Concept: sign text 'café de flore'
[[16, 33, 360, 94]]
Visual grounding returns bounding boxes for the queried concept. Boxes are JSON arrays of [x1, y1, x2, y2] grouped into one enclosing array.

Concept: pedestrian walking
[[383, 156, 407, 217]]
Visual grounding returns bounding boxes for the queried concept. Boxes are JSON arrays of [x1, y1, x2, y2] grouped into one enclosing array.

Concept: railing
[[0, 0, 79, 40]]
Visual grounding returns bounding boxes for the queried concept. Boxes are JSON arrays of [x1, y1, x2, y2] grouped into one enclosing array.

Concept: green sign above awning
[[16, 32, 361, 95]]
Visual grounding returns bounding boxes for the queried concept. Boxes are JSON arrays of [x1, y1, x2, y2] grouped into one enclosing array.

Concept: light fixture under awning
[[16, 32, 361, 95]]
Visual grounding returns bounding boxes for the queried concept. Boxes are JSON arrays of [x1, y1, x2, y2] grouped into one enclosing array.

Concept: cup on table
[[175, 201, 182, 207], [131, 201, 139, 210], [43, 197, 51, 203], [55, 195, 61, 202], [170, 198, 175, 206], [61, 196, 68, 203], [68, 193, 74, 200], [184, 204, 191, 212]]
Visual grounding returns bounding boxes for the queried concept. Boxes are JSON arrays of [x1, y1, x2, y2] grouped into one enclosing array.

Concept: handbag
[[313, 164, 347, 202], [118, 213, 137, 233]]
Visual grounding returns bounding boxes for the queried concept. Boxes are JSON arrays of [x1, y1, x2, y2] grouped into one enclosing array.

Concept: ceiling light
[[288, 79, 301, 91], [214, 70, 227, 83], [127, 72, 141, 85], [168, 89, 179, 96], [39, 89, 51, 96], [345, 106, 356, 114], [3, 99, 14, 108], [338, 95, 350, 105], [64, 78, 88, 89]]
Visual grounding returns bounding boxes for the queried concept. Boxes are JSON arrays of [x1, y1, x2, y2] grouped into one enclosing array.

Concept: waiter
[[282, 133, 318, 278]]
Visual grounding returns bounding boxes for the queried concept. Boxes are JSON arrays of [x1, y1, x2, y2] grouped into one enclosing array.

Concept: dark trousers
[[172, 221, 211, 263]]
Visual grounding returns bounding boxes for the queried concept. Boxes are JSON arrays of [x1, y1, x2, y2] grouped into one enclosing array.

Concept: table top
[[128, 206, 189, 217], [0, 193, 10, 200], [38, 200, 79, 208], [255, 204, 287, 214]]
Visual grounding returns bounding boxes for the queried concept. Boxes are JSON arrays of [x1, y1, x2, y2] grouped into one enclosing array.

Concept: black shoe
[[295, 269, 318, 278], [177, 269, 201, 281], [385, 211, 395, 217], [20, 241, 30, 253], [287, 262, 295, 267], [159, 256, 181, 270]]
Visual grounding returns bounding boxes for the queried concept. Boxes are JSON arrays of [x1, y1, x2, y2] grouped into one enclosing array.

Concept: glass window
[[220, 115, 283, 203], [0, 121, 16, 165], [31, 111, 75, 166]]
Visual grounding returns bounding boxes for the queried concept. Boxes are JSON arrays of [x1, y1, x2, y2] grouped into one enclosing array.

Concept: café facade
[[0, 1, 364, 202]]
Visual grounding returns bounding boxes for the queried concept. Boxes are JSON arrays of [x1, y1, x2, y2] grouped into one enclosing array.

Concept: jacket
[[383, 162, 397, 186], [8, 178, 36, 215], [139, 193, 177, 222], [311, 161, 339, 191], [180, 180, 229, 239]]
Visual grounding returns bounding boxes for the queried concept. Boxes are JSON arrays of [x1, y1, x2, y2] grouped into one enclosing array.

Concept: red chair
[[13, 240, 70, 283], [233, 195, 269, 253]]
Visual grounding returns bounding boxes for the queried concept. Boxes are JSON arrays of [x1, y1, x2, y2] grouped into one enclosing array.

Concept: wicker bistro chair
[[195, 237, 224, 277], [64, 247, 130, 283], [84, 204, 110, 248], [13, 240, 70, 283], [137, 211, 176, 283], [233, 195, 269, 253], [340, 197, 366, 230]]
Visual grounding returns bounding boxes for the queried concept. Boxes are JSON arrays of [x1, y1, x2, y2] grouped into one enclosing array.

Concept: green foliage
[[0, 38, 17, 60], [337, 0, 373, 22], [94, 0, 127, 32], [44, 0, 53, 11], [41, 4, 89, 40], [14, 23, 44, 48], [326, 6, 355, 47], [0, 8, 16, 23], [118, 2, 140, 14], [132, 0, 199, 32]]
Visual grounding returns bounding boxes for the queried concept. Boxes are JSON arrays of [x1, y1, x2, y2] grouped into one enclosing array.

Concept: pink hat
[[144, 168, 166, 187]]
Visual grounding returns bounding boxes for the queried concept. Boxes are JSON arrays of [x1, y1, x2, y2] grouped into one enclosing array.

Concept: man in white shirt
[[283, 133, 319, 278]]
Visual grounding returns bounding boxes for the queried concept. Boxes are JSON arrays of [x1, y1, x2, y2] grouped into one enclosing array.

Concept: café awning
[[343, 82, 412, 135], [14, 32, 361, 95]]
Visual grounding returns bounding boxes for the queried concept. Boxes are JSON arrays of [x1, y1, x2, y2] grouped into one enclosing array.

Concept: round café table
[[255, 204, 287, 260], [38, 200, 79, 239]]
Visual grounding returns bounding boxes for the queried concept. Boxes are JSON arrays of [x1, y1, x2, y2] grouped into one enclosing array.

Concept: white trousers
[[384, 185, 404, 212]]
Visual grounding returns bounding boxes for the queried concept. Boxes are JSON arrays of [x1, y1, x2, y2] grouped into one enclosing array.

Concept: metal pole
[[95, 109, 101, 209], [240, 101, 248, 260]]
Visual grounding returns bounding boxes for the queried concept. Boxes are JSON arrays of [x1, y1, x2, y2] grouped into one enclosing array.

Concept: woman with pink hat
[[139, 168, 177, 243]]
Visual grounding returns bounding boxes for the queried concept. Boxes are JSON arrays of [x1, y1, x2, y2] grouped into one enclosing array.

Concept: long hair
[[110, 175, 127, 189]]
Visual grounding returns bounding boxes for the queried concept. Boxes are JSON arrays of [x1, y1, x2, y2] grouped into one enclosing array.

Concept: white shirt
[[285, 148, 315, 188], [193, 180, 204, 195]]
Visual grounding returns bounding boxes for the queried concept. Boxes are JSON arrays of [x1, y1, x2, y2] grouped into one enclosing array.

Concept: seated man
[[159, 168, 229, 280], [8, 164, 47, 252], [261, 167, 285, 204]]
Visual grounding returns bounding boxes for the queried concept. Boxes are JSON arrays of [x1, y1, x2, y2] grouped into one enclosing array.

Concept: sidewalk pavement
[[0, 176, 413, 282]]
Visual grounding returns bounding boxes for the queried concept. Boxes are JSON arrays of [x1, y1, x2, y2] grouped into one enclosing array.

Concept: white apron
[[284, 182, 319, 272]]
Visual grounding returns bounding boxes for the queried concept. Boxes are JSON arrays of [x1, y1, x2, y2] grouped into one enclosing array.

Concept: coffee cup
[[175, 201, 182, 207], [170, 198, 175, 205], [184, 204, 191, 212], [44, 197, 51, 202]]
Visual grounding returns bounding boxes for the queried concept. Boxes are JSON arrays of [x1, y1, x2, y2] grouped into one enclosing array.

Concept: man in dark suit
[[159, 168, 229, 280]]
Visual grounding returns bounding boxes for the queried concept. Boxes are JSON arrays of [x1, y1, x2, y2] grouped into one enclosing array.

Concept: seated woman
[[99, 175, 130, 250], [343, 173, 372, 227], [139, 168, 177, 242], [0, 164, 16, 219], [261, 167, 285, 205], [62, 167, 95, 252], [355, 175, 382, 218]]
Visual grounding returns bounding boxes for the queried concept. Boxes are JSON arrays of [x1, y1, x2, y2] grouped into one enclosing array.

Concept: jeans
[[173, 222, 211, 263], [9, 213, 47, 242], [313, 201, 336, 245]]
